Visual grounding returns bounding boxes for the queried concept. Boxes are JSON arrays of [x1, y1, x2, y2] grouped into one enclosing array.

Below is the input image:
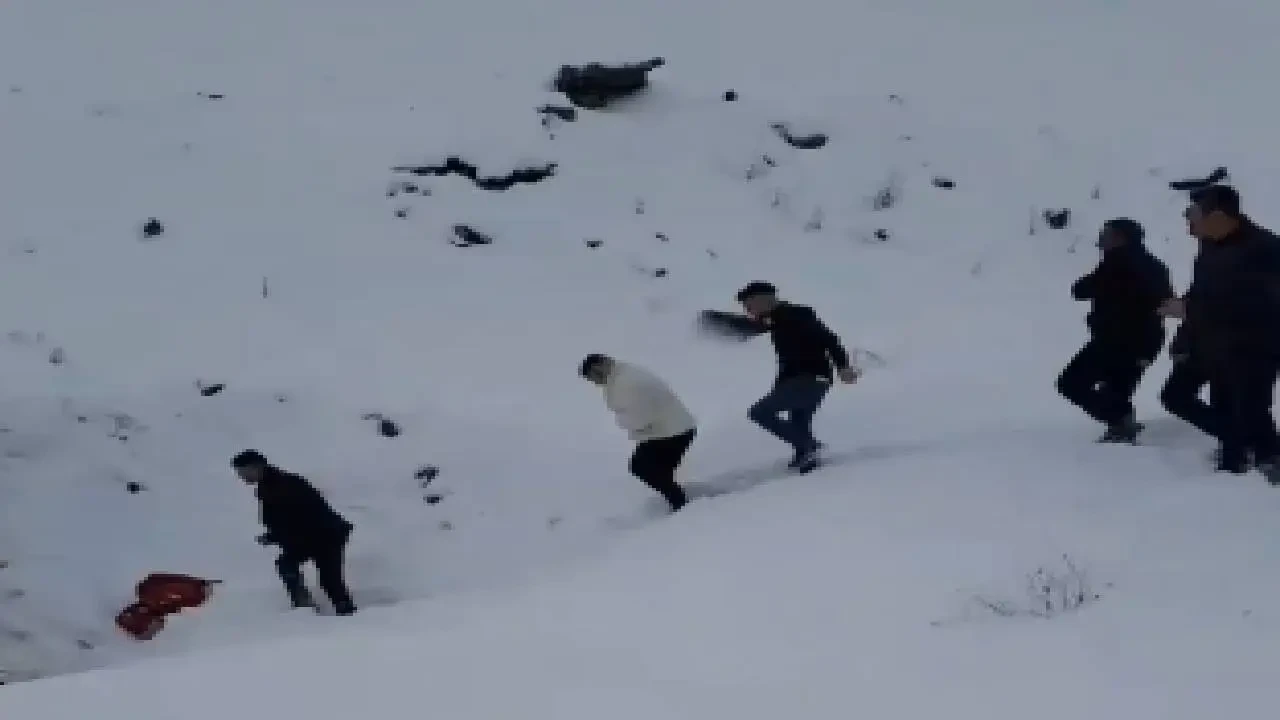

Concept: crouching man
[[232, 450, 357, 615], [580, 354, 697, 512]]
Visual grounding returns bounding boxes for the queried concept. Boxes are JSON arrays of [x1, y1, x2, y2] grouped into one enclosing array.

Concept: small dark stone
[[402, 183, 419, 193], [48, 347, 65, 365], [415, 464, 440, 484], [584, 238, 603, 248], [142, 218, 164, 239], [199, 383, 225, 397], [394, 208, 408, 218], [874, 229, 891, 241], [125, 481, 143, 494], [450, 224, 493, 248], [1042, 209, 1071, 230], [932, 177, 955, 189], [653, 268, 668, 278], [424, 494, 443, 505], [378, 418, 401, 438], [723, 89, 738, 102], [770, 123, 827, 150], [198, 92, 225, 100], [655, 232, 669, 242], [537, 104, 577, 122]]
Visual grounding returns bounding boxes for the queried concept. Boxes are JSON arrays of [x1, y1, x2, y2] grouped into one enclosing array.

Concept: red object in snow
[[115, 573, 220, 641]]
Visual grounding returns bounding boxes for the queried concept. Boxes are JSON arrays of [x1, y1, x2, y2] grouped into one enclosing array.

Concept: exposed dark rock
[[537, 105, 577, 122], [655, 232, 669, 242], [47, 347, 65, 365], [361, 412, 402, 438], [931, 177, 956, 189], [125, 481, 143, 494], [584, 238, 603, 248], [450, 224, 492, 248], [415, 465, 440, 486], [197, 91, 225, 100], [1168, 166, 1228, 191], [723, 89, 738, 101], [552, 57, 664, 109], [874, 229, 891, 241], [393, 157, 556, 191], [1042, 209, 1071, 230], [394, 208, 408, 218], [198, 382, 225, 397], [424, 494, 443, 505], [141, 218, 164, 239], [770, 123, 827, 150], [652, 268, 668, 278]]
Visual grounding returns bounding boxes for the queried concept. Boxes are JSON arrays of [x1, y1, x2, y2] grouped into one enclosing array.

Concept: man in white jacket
[[580, 353, 697, 511]]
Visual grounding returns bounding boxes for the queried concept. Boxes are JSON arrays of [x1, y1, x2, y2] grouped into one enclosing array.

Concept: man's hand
[[1158, 298, 1185, 319], [837, 366, 861, 384]]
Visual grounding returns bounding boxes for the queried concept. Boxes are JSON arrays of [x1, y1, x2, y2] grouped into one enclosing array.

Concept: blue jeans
[[749, 376, 831, 452]]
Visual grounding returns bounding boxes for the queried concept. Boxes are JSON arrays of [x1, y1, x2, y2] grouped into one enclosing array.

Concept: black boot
[[1097, 417, 1143, 444]]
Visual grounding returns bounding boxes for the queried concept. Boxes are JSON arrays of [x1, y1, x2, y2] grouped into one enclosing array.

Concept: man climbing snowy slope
[[580, 354, 697, 511], [701, 282, 858, 473]]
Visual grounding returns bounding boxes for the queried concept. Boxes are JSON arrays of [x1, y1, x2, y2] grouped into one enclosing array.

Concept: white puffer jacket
[[603, 361, 696, 442]]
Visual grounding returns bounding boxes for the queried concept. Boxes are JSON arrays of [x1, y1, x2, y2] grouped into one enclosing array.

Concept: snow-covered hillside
[[4, 0, 1280, 714]]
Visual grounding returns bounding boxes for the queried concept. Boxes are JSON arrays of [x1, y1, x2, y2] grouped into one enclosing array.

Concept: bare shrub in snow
[[974, 555, 1101, 619], [932, 554, 1105, 627]]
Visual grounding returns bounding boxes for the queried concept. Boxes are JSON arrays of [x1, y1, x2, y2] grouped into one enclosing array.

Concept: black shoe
[[332, 600, 357, 616], [787, 442, 824, 468], [1097, 419, 1143, 444], [792, 447, 822, 474]]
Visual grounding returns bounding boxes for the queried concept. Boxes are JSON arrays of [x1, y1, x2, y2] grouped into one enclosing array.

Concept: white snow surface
[[3, 0, 1280, 714]]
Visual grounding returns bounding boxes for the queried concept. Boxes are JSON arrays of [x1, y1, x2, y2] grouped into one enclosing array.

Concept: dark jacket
[[750, 302, 851, 382], [256, 466, 352, 553], [1180, 218, 1280, 363], [1070, 242, 1173, 357]]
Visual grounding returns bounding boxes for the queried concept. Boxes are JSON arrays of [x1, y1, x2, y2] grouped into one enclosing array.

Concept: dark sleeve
[[797, 306, 851, 369], [1070, 269, 1098, 300], [699, 310, 767, 340], [1168, 323, 1190, 356]]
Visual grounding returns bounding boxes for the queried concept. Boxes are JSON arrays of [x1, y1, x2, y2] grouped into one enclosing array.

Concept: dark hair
[[1103, 217, 1145, 245], [1189, 185, 1241, 219], [231, 449, 268, 468], [735, 281, 777, 303], [579, 353, 609, 378]]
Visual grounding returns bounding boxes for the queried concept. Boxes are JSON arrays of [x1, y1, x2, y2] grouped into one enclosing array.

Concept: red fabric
[[116, 573, 218, 641], [136, 573, 214, 614], [115, 602, 165, 641]]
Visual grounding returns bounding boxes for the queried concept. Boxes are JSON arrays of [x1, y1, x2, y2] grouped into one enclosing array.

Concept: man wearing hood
[[1057, 218, 1174, 443]]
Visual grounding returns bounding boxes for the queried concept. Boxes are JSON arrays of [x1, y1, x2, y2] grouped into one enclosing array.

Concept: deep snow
[[3, 0, 1280, 714]]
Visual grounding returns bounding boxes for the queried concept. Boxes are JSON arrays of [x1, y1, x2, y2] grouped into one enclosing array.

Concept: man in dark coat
[[232, 450, 356, 614], [734, 281, 859, 473], [1160, 238, 1223, 465], [1057, 218, 1174, 443], [1158, 186, 1280, 478]]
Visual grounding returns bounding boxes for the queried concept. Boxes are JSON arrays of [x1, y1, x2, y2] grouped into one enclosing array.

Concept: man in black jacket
[[1159, 241, 1222, 461], [232, 450, 357, 615], [1056, 218, 1174, 443], [735, 281, 858, 473], [1158, 186, 1280, 479]]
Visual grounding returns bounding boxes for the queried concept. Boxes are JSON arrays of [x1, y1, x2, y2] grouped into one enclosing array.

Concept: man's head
[[736, 281, 778, 318], [1098, 217, 1144, 252], [1185, 185, 1243, 241], [579, 353, 614, 386], [231, 449, 269, 484]]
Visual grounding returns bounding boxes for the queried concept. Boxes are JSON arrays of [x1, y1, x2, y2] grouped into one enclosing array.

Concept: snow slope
[[3, 0, 1280, 713]]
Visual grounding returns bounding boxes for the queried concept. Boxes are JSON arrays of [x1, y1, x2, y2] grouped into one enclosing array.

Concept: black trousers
[[276, 530, 355, 613], [629, 429, 696, 511], [1057, 338, 1155, 427], [1205, 350, 1280, 467], [1159, 356, 1218, 441]]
